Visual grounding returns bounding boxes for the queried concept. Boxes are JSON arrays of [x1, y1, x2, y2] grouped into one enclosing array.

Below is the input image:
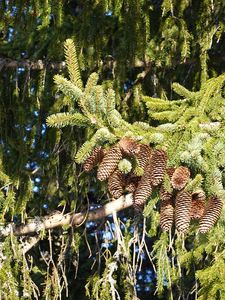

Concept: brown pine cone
[[175, 190, 192, 233], [199, 197, 223, 233], [108, 169, 125, 199], [160, 186, 173, 202], [190, 200, 205, 220], [160, 198, 174, 232], [83, 146, 105, 172], [136, 144, 152, 170], [171, 166, 190, 190], [190, 189, 206, 220], [125, 176, 140, 193], [97, 145, 122, 181], [148, 149, 168, 186], [160, 168, 175, 231], [192, 189, 206, 202], [166, 167, 176, 178], [134, 170, 152, 211], [118, 137, 140, 156]]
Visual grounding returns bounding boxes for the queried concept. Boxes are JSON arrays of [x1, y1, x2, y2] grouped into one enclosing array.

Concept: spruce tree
[[0, 1, 225, 299]]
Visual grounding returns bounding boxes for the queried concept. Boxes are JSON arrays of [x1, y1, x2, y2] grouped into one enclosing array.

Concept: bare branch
[[0, 58, 66, 70], [0, 57, 146, 71], [0, 194, 134, 238], [20, 236, 41, 254], [123, 63, 152, 103], [1, 55, 224, 72]]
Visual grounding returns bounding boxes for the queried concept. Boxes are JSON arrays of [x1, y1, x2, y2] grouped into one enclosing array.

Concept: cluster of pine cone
[[159, 167, 223, 233], [83, 138, 223, 234]]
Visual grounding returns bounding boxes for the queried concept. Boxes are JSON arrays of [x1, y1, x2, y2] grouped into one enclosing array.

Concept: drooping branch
[[0, 58, 66, 70], [0, 194, 133, 238]]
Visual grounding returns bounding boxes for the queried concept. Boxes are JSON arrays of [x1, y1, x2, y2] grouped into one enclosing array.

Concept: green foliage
[[196, 257, 225, 300], [75, 127, 116, 164], [118, 159, 132, 174], [47, 36, 225, 299], [0, 188, 16, 220], [0, 235, 39, 299], [64, 39, 83, 90], [144, 191, 160, 237], [1, 1, 225, 299], [54, 75, 83, 104], [85, 261, 117, 300], [151, 233, 174, 297], [46, 112, 91, 128], [143, 75, 225, 200]]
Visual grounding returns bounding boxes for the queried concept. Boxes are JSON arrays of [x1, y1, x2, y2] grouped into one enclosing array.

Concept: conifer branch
[[46, 112, 90, 128], [54, 75, 83, 103], [64, 39, 83, 90], [75, 127, 116, 163], [0, 194, 134, 238]]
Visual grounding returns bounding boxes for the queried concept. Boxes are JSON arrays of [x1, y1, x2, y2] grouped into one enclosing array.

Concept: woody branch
[[0, 193, 133, 238]]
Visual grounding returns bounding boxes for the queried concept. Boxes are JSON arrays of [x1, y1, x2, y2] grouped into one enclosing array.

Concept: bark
[[0, 194, 133, 237]]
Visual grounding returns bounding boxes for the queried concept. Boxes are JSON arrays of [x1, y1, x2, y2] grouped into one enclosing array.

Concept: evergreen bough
[[46, 38, 225, 299]]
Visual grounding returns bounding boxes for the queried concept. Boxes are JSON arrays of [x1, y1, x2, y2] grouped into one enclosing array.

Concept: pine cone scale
[[160, 186, 173, 202], [125, 176, 140, 193]]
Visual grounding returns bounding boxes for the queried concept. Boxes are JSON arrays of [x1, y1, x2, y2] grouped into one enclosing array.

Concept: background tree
[[0, 1, 225, 299]]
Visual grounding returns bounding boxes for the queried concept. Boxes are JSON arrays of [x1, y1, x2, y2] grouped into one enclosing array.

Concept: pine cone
[[136, 144, 152, 170], [160, 186, 173, 202], [97, 145, 122, 181], [148, 149, 168, 186], [125, 176, 140, 193], [166, 167, 176, 178], [192, 189, 206, 202], [118, 137, 140, 156], [199, 197, 223, 233], [83, 146, 105, 172], [190, 189, 206, 219], [175, 190, 192, 233], [171, 166, 190, 190], [108, 169, 125, 199], [190, 200, 205, 220], [160, 198, 174, 232], [134, 171, 152, 211]]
